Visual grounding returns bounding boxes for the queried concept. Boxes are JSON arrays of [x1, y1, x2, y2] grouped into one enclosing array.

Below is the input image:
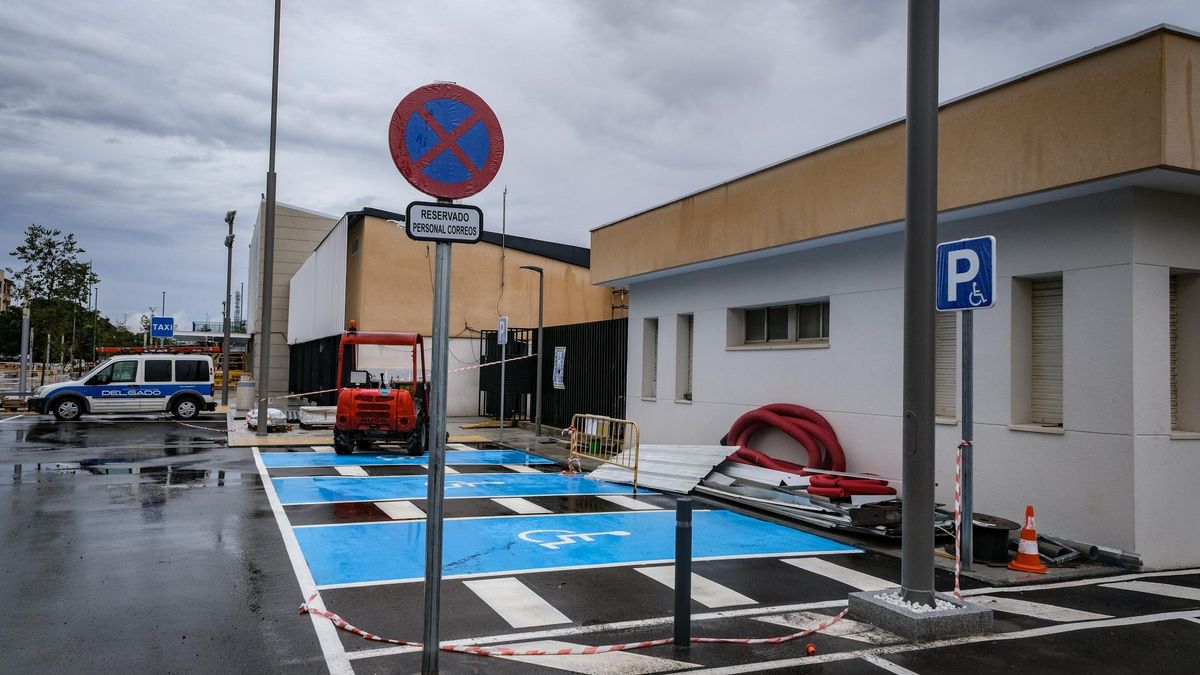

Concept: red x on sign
[[388, 83, 504, 200]]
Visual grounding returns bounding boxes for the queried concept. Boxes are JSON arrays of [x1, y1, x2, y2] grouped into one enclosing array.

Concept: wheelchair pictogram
[[968, 282, 987, 307], [518, 529, 632, 550]]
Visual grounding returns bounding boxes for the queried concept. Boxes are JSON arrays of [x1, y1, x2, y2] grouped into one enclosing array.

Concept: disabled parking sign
[[936, 236, 996, 311]]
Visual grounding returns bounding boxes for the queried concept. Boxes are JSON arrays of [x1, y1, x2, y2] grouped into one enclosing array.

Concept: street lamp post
[[519, 265, 544, 436], [222, 210, 237, 407]]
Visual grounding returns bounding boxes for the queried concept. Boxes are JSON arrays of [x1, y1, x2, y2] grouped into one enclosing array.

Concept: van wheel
[[52, 396, 84, 421], [171, 397, 200, 420]]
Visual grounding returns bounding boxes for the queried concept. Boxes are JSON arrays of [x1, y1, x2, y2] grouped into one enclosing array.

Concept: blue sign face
[[150, 316, 174, 338], [936, 236, 996, 311]]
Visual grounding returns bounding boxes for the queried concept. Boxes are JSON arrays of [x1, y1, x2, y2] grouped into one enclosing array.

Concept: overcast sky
[[1, 1, 1197, 331]]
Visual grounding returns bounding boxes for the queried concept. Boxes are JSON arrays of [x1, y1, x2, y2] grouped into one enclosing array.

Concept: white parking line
[[861, 653, 922, 675], [375, 501, 426, 520], [756, 611, 902, 644], [310, 445, 335, 453], [497, 639, 699, 674], [503, 464, 542, 473], [636, 565, 756, 607], [782, 557, 894, 591], [1101, 580, 1200, 602], [1, 414, 27, 423], [334, 466, 369, 477], [968, 595, 1110, 622], [598, 495, 662, 511], [463, 577, 571, 628], [492, 497, 553, 515], [251, 447, 353, 675]]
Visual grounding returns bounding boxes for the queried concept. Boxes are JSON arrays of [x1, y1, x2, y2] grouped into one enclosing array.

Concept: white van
[[28, 354, 217, 421]]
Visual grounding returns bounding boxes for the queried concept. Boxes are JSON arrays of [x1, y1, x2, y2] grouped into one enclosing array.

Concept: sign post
[[936, 235, 996, 571], [389, 82, 504, 675], [498, 315, 508, 442]]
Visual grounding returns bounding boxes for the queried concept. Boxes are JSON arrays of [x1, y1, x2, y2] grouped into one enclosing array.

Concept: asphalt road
[[4, 412, 1199, 675]]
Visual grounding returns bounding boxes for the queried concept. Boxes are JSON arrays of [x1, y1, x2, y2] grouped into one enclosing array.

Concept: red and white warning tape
[[299, 592, 846, 656], [953, 439, 969, 601], [172, 419, 243, 433], [449, 353, 538, 374]]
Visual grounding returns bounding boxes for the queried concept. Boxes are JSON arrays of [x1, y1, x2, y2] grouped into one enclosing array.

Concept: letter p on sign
[[936, 236, 996, 312]]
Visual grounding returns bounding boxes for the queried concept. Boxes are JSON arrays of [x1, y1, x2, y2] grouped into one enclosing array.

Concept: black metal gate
[[480, 317, 626, 429]]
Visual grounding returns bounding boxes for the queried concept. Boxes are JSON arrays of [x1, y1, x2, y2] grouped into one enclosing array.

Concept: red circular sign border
[[388, 83, 504, 200]]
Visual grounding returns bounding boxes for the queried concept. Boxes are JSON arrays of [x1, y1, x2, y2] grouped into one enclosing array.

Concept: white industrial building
[[590, 26, 1200, 568]]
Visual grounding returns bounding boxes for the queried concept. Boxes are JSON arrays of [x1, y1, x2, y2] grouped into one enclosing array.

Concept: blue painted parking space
[[273, 471, 636, 505], [259, 449, 555, 468], [296, 509, 859, 587]]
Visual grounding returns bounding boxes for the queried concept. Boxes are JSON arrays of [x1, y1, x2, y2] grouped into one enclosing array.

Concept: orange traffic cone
[[1009, 504, 1048, 574]]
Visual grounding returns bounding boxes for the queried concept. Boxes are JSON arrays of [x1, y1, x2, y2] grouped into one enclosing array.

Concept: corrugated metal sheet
[[588, 444, 733, 494]]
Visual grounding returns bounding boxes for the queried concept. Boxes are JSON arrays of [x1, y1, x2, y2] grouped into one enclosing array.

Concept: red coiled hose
[[719, 403, 895, 497]]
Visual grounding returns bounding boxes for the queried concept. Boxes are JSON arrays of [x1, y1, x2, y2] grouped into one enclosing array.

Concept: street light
[[222, 210, 237, 407], [520, 265, 544, 436]]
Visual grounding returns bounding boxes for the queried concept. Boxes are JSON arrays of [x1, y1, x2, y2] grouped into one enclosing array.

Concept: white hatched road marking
[[503, 464, 542, 473], [334, 465, 369, 477], [310, 445, 336, 453], [598, 495, 662, 511], [968, 595, 1111, 622], [636, 565, 756, 608], [463, 577, 571, 628], [374, 501, 426, 520], [492, 497, 553, 515], [497, 639, 699, 674], [1101, 580, 1200, 602], [862, 653, 923, 675], [783, 557, 894, 591], [755, 611, 902, 644]]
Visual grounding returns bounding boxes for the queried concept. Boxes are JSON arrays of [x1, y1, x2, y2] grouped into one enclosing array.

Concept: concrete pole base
[[848, 589, 993, 641]]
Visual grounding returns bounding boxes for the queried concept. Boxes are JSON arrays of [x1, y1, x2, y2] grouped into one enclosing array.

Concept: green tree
[[7, 224, 98, 305]]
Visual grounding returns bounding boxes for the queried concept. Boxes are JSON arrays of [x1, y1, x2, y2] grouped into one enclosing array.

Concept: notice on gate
[[552, 346, 566, 389], [404, 201, 483, 243]]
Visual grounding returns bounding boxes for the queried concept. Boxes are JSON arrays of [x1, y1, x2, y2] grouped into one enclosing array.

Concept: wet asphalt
[[0, 414, 325, 673], [4, 413, 1200, 674]]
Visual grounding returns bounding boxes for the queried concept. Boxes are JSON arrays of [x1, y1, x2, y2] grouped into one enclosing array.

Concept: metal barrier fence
[[569, 413, 640, 491]]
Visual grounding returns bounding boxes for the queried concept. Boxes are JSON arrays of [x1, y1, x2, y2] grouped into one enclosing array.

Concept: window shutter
[[1170, 275, 1179, 430], [686, 314, 694, 400], [935, 311, 957, 418], [1030, 277, 1063, 426]]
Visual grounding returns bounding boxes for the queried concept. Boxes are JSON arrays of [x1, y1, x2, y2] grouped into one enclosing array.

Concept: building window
[[350, 237, 360, 255], [642, 318, 658, 399], [935, 311, 957, 419], [736, 300, 830, 347], [676, 314, 694, 401], [1173, 272, 1199, 433], [1012, 275, 1063, 428]]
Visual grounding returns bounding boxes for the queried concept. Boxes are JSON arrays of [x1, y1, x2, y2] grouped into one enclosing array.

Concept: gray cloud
[[0, 0, 1196, 330]]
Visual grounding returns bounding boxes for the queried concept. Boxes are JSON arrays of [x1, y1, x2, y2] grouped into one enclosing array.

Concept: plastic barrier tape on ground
[[299, 592, 847, 656]]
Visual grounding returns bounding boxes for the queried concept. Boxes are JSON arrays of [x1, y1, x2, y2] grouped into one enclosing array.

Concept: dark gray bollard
[[674, 497, 692, 648]]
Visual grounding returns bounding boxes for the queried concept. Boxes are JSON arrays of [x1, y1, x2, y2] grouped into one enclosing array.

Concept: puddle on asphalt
[[8, 462, 262, 488]]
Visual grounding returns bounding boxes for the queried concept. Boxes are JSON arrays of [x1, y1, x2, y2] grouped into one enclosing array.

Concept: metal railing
[[191, 320, 247, 333], [569, 413, 640, 491]]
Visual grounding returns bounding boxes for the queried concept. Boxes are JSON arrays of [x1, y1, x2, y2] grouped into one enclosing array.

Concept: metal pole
[[18, 306, 29, 396], [961, 309, 974, 570], [674, 497, 692, 647], [161, 290, 166, 347], [900, 0, 939, 608], [422, 239, 452, 674], [41, 331, 49, 387], [535, 271, 544, 435], [223, 211, 237, 407], [91, 287, 98, 364], [257, 0, 281, 436], [499, 340, 506, 442]]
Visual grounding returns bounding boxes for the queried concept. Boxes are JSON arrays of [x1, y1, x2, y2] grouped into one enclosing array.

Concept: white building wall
[[288, 217, 348, 345], [625, 188, 1200, 567]]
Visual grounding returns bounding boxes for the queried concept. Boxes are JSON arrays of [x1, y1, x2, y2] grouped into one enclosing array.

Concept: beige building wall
[[591, 27, 1200, 284], [247, 201, 339, 396], [345, 215, 614, 335]]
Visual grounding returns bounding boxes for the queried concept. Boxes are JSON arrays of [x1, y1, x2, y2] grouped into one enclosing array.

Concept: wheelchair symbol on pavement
[[518, 529, 632, 550]]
